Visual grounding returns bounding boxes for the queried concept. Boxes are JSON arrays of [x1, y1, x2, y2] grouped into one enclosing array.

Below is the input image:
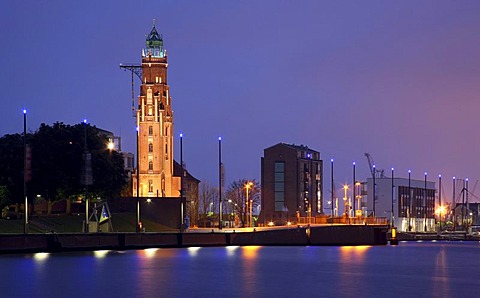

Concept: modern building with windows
[[362, 177, 436, 232], [259, 143, 323, 225]]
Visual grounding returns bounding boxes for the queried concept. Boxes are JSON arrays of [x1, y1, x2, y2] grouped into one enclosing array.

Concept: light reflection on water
[[1, 242, 479, 297]]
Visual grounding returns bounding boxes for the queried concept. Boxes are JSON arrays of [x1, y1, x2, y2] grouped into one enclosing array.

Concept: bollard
[[390, 226, 399, 245]]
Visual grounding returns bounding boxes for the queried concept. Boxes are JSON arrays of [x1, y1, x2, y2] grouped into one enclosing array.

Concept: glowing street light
[[438, 174, 442, 231], [245, 182, 254, 227], [355, 182, 362, 218], [343, 185, 349, 217], [23, 109, 29, 234]]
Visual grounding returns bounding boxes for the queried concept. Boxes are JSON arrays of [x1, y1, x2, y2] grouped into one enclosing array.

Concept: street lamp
[[218, 136, 222, 230], [180, 133, 184, 232], [107, 141, 115, 151], [353, 162, 356, 213], [23, 109, 29, 234], [438, 174, 442, 231], [330, 159, 334, 218], [245, 182, 253, 227], [453, 176, 456, 231], [355, 182, 361, 218], [424, 172, 427, 232], [83, 118, 89, 233], [373, 165, 376, 219], [391, 167, 395, 227], [408, 170, 411, 231], [136, 125, 140, 232], [435, 205, 446, 226], [343, 185, 350, 221]]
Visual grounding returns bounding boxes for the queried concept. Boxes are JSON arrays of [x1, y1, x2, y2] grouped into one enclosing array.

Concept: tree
[[226, 179, 260, 227], [0, 122, 127, 209], [0, 133, 26, 207], [198, 181, 218, 227], [185, 182, 199, 227]]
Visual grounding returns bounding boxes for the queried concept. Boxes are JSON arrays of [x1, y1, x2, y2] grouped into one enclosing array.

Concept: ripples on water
[[1, 241, 479, 297]]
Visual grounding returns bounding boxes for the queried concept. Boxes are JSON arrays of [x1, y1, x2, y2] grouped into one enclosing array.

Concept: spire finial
[[153, 19, 156, 27]]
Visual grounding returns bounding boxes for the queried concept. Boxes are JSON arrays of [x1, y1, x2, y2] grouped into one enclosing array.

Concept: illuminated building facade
[[362, 177, 436, 232], [132, 24, 180, 197]]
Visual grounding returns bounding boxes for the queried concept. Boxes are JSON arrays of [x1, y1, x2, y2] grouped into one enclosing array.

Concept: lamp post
[[355, 182, 361, 218], [353, 162, 356, 213], [136, 125, 140, 232], [228, 199, 233, 226], [439, 174, 442, 231], [180, 133, 184, 232], [466, 178, 469, 229], [343, 185, 349, 219], [373, 165, 376, 219], [453, 176, 456, 231], [408, 170, 411, 231], [245, 182, 253, 227], [23, 109, 28, 234], [424, 172, 427, 232], [218, 136, 222, 230], [84, 119, 89, 233], [391, 167, 394, 227], [330, 159, 334, 218]]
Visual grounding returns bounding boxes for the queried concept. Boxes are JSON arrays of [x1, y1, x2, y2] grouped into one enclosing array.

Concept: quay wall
[[0, 225, 388, 254]]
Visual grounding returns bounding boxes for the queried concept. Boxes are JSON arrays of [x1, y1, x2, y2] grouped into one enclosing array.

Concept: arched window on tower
[[148, 126, 153, 136], [148, 161, 153, 171], [148, 143, 153, 153], [148, 179, 153, 193]]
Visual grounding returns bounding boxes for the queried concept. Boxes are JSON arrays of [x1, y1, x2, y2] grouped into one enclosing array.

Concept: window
[[148, 161, 153, 171], [147, 89, 153, 104], [148, 143, 153, 153], [148, 126, 153, 136], [274, 161, 285, 212], [148, 179, 153, 193]]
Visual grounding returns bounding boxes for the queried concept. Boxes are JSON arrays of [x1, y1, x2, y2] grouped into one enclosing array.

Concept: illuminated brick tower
[[133, 24, 180, 197]]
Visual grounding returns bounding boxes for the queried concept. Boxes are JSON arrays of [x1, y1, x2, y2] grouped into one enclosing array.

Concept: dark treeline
[[0, 122, 127, 208]]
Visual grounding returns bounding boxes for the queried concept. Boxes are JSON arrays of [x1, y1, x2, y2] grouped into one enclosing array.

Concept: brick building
[[125, 24, 199, 202], [259, 143, 323, 225], [132, 24, 179, 198]]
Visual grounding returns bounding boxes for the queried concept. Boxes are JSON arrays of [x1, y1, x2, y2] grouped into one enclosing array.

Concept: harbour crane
[[364, 152, 385, 178]]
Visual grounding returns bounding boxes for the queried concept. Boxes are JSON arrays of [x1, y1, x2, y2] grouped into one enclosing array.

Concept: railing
[[295, 216, 389, 225]]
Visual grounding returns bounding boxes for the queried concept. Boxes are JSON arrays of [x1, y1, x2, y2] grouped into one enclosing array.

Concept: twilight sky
[[1, 1, 480, 202]]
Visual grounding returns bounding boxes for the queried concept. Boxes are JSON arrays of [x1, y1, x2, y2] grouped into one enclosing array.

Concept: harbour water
[[1, 241, 479, 297]]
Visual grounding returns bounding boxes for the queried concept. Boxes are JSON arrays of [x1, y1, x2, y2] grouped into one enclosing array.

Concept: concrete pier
[[0, 225, 389, 254]]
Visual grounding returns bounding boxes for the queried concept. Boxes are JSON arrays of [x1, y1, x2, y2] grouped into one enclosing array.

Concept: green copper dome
[[143, 24, 166, 58], [146, 25, 163, 48]]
